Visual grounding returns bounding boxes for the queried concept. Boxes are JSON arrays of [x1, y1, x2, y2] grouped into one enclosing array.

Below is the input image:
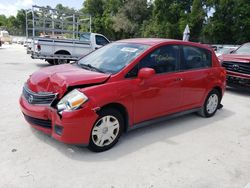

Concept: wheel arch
[[99, 103, 129, 133], [54, 50, 71, 55], [212, 86, 222, 100], [202, 85, 223, 107]]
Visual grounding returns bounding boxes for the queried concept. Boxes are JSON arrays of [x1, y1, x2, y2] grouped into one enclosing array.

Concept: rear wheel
[[198, 89, 221, 118], [55, 59, 69, 65], [88, 108, 124, 152], [47, 60, 55, 65]]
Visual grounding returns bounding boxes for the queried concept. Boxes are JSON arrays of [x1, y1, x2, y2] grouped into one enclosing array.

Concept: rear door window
[[95, 35, 109, 46], [181, 46, 212, 70]]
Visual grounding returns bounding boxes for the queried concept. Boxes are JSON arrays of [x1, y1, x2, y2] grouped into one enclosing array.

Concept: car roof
[[117, 38, 211, 50], [118, 38, 180, 46]]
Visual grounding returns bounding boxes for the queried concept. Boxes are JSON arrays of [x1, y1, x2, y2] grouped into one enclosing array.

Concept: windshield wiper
[[78, 63, 105, 73]]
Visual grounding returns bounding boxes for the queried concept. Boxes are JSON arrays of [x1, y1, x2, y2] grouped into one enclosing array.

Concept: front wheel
[[198, 89, 221, 118], [88, 108, 124, 152]]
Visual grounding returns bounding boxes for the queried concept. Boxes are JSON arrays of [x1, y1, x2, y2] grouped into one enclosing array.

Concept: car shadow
[[0, 46, 7, 49], [31, 107, 234, 161], [35, 61, 77, 68], [35, 63, 52, 68]]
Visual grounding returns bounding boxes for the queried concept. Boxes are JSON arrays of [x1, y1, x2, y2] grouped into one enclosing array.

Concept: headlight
[[57, 89, 88, 114]]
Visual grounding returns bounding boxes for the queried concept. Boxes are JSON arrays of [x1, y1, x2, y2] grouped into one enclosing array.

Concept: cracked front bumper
[[19, 95, 98, 145]]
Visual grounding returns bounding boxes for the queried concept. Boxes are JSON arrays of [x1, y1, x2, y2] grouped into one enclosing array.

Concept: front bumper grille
[[24, 114, 52, 129], [222, 61, 250, 75], [22, 84, 57, 105], [227, 75, 250, 86]]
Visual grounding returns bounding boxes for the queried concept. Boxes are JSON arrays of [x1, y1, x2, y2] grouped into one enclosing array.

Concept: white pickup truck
[[31, 33, 110, 65]]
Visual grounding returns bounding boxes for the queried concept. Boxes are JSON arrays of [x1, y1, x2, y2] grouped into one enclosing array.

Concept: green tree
[[2, 0, 250, 44], [112, 0, 152, 38], [189, 0, 205, 42], [0, 15, 7, 28], [203, 0, 250, 44], [231, 0, 250, 43], [203, 0, 237, 43], [143, 0, 193, 39], [16, 9, 26, 35], [102, 0, 123, 39], [81, 0, 105, 34], [81, 0, 125, 39], [6, 16, 18, 35]]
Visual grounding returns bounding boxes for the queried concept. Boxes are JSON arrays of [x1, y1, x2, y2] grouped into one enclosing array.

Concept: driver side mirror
[[138, 68, 155, 79]]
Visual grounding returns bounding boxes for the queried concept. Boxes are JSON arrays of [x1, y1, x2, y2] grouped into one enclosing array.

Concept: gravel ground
[[0, 44, 249, 188]]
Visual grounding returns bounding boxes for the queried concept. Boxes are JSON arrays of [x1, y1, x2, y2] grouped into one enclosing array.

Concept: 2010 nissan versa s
[[20, 39, 226, 152]]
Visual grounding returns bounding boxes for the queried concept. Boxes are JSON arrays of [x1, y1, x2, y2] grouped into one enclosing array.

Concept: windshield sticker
[[121, 47, 138, 53]]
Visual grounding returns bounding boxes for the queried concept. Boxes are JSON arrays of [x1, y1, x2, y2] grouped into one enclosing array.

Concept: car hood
[[27, 64, 110, 96], [219, 54, 250, 63]]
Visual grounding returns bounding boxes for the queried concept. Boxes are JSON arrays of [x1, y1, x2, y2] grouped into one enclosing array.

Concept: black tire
[[55, 59, 69, 65], [88, 108, 124, 152], [47, 60, 55, 65], [198, 89, 221, 118]]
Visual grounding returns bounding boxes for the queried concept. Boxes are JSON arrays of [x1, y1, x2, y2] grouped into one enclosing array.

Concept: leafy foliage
[[1, 1, 250, 44], [203, 0, 250, 44]]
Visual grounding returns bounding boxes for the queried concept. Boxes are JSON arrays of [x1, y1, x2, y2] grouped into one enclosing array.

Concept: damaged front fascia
[[51, 75, 111, 116], [66, 75, 111, 94]]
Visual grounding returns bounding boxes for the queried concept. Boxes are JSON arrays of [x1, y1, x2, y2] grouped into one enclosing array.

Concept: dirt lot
[[0, 44, 249, 188]]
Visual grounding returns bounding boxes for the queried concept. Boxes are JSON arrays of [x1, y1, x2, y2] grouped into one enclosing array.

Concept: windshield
[[233, 43, 250, 55], [78, 42, 149, 74], [217, 48, 235, 54]]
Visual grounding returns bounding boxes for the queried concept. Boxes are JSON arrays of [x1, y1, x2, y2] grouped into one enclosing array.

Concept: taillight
[[37, 43, 41, 51], [220, 68, 226, 81], [217, 56, 223, 64]]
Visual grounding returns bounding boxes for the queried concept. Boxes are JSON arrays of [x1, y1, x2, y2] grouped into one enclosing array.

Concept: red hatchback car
[[20, 39, 226, 152]]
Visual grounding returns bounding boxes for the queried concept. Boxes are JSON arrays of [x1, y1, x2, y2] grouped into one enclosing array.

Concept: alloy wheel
[[92, 115, 120, 147], [206, 94, 219, 114]]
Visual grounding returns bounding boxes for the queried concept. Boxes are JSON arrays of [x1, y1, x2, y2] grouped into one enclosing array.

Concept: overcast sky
[[0, 0, 83, 17]]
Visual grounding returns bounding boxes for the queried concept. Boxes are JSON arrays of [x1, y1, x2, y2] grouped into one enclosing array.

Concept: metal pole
[[62, 17, 64, 37], [89, 15, 92, 33], [25, 10, 28, 39], [76, 17, 79, 39], [43, 10, 45, 35], [73, 14, 75, 39], [52, 10, 55, 37], [32, 6, 35, 38]]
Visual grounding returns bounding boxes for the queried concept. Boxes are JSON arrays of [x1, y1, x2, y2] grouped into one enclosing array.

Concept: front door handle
[[175, 78, 183, 81]]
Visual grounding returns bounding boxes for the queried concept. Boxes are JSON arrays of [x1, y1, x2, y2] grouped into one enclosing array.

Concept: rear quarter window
[[181, 45, 212, 70]]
